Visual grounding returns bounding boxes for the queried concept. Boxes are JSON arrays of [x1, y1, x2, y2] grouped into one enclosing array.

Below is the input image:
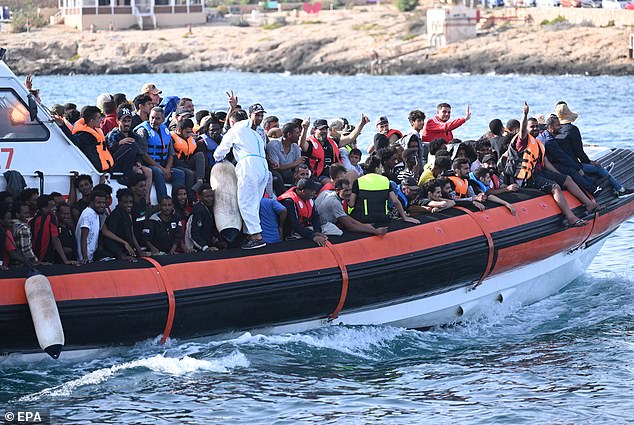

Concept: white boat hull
[[253, 238, 605, 335]]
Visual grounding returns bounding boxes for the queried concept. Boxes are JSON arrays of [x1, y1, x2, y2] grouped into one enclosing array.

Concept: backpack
[[499, 135, 524, 186]]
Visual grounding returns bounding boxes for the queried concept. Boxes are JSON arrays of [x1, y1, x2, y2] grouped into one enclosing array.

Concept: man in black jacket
[[186, 184, 224, 252]]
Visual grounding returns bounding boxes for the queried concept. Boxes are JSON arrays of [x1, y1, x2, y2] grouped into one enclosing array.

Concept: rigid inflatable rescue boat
[[0, 57, 632, 357]]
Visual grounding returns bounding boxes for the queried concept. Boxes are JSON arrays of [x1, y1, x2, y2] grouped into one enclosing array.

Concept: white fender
[[25, 273, 64, 359], [209, 161, 242, 233]]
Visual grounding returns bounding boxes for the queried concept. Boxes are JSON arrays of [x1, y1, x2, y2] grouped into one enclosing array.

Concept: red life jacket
[[306, 135, 340, 177], [278, 188, 313, 227], [386, 129, 403, 140], [319, 182, 334, 194], [490, 173, 501, 190]]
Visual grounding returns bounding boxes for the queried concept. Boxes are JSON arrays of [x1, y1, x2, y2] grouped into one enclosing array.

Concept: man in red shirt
[[0, 203, 29, 269], [31, 195, 80, 266], [421, 103, 471, 143]]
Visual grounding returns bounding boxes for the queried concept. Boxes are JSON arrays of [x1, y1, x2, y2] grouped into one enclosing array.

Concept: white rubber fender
[[25, 273, 65, 359], [209, 161, 242, 233]]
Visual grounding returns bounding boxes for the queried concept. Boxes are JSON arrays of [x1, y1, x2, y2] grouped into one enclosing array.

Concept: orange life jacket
[[516, 135, 545, 181], [171, 132, 197, 160], [278, 188, 313, 227], [448, 175, 469, 198], [72, 118, 114, 172], [306, 135, 340, 177]]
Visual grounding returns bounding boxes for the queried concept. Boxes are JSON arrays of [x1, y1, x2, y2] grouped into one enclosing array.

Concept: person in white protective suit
[[214, 105, 269, 250]]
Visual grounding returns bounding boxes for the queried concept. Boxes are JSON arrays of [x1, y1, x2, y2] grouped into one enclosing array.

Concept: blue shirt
[[259, 198, 286, 243]]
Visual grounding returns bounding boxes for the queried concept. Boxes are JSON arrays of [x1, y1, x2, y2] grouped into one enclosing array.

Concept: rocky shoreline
[[3, 8, 634, 76]]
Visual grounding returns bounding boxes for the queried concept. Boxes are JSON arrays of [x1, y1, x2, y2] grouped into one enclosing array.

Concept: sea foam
[[18, 351, 248, 402]]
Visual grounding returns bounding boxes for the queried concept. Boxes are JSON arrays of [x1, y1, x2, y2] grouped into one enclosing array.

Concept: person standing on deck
[[214, 105, 269, 250], [421, 103, 471, 143]]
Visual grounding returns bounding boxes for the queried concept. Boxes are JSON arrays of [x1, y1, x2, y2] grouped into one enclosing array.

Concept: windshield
[[0, 89, 49, 142]]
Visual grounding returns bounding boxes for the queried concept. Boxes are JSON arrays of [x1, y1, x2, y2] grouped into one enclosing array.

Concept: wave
[[18, 350, 248, 402]]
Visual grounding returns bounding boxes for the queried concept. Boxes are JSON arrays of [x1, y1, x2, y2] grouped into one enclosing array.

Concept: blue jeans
[[580, 163, 622, 191], [148, 165, 185, 200]]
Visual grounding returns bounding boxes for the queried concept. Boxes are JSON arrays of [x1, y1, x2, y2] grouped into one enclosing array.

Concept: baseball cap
[[176, 107, 194, 118], [248, 103, 266, 115], [141, 83, 162, 95], [314, 119, 328, 130], [375, 115, 388, 126], [117, 107, 133, 120], [482, 154, 496, 164], [401, 177, 419, 188]]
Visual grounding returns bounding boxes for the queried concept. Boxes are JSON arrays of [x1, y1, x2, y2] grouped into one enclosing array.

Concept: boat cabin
[[0, 59, 104, 197]]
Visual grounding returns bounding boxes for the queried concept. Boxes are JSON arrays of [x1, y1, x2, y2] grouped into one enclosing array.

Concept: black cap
[[401, 177, 419, 188], [248, 103, 266, 115], [176, 107, 193, 117], [314, 119, 328, 130], [482, 154, 496, 164], [117, 107, 133, 120]]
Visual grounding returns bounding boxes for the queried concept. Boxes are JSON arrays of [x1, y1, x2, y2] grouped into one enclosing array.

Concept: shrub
[[396, 0, 418, 12], [10, 7, 47, 33]]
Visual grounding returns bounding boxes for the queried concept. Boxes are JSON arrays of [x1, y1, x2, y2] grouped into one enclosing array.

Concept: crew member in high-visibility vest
[[348, 168, 420, 227]]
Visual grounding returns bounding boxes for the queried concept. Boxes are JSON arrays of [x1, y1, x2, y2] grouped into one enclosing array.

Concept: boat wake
[[18, 350, 248, 402]]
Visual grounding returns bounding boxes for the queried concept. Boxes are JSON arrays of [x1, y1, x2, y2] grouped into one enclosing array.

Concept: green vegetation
[[262, 22, 284, 30], [401, 33, 418, 41], [300, 20, 323, 25], [352, 23, 378, 32], [10, 1, 48, 33], [68, 53, 80, 61], [540, 16, 567, 26], [396, 0, 419, 12]]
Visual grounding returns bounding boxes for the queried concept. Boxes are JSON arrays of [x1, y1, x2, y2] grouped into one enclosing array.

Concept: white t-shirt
[[76, 206, 101, 261]]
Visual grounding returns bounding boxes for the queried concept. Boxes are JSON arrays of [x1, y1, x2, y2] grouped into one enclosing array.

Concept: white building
[[59, 0, 206, 31], [427, 6, 478, 48]]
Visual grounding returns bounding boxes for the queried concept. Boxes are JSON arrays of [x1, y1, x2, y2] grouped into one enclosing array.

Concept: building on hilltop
[[59, 0, 206, 31]]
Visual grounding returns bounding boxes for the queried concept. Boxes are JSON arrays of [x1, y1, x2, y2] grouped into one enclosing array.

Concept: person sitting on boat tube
[[30, 195, 80, 266], [421, 103, 471, 143], [184, 184, 224, 252], [553, 102, 633, 197], [0, 202, 31, 270], [420, 180, 456, 213], [469, 168, 517, 216], [315, 178, 387, 237], [101, 189, 145, 261], [72, 105, 114, 174], [278, 179, 329, 246], [440, 158, 486, 211], [514, 102, 600, 228], [142, 196, 182, 255], [10, 202, 42, 267], [76, 190, 108, 263], [349, 157, 420, 227]]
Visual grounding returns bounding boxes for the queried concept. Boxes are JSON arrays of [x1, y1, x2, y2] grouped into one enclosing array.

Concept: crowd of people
[[1, 77, 631, 269]]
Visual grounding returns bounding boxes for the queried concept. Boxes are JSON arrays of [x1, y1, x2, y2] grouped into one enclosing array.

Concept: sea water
[[1, 72, 633, 424]]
